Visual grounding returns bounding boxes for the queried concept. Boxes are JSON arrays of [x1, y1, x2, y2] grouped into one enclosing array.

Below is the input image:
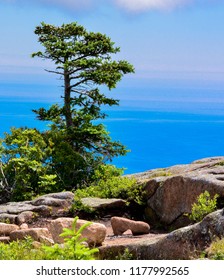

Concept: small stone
[[20, 223, 29, 230]]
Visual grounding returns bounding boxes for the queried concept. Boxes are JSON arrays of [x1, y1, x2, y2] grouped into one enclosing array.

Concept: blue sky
[[2, 1, 224, 172], [1, 0, 224, 100]]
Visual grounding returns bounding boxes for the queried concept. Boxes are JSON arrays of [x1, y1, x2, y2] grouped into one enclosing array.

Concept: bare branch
[[45, 69, 64, 75], [69, 78, 90, 89]]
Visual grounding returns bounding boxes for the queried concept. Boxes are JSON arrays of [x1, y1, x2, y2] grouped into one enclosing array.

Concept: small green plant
[[188, 191, 219, 223], [69, 198, 96, 216], [115, 248, 134, 260], [100, 248, 134, 260], [215, 161, 224, 166], [206, 238, 224, 260], [42, 216, 98, 260], [149, 170, 173, 179], [0, 218, 11, 224]]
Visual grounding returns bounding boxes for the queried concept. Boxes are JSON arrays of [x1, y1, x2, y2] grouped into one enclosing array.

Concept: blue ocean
[[1, 83, 224, 174]]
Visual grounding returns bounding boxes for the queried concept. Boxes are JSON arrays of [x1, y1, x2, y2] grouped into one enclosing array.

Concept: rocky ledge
[[0, 156, 224, 259], [0, 191, 75, 224], [131, 156, 224, 229], [99, 209, 224, 259]]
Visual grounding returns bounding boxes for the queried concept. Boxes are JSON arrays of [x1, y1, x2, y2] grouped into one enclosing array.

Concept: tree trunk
[[64, 70, 73, 129]]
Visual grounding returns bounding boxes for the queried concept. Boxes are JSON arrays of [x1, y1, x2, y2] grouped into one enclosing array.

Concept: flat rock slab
[[103, 232, 165, 246], [0, 201, 36, 214], [0, 202, 50, 215], [10, 228, 52, 243], [81, 198, 126, 210], [32, 191, 74, 207]]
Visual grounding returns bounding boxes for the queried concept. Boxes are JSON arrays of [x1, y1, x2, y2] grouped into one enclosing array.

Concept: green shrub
[[71, 171, 146, 214], [188, 191, 219, 223], [0, 126, 128, 203], [75, 175, 145, 205], [0, 237, 45, 260], [91, 164, 124, 182], [0, 127, 57, 202]]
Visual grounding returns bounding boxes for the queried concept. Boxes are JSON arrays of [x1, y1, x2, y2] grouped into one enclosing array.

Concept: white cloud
[[114, 0, 191, 12], [2, 0, 223, 13]]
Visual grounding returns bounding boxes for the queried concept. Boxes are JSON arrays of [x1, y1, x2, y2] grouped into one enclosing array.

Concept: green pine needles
[[0, 21, 135, 202]]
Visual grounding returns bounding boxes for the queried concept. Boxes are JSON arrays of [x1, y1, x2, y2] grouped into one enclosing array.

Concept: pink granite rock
[[50, 217, 107, 246], [111, 216, 150, 235], [0, 223, 20, 236], [10, 227, 53, 244]]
